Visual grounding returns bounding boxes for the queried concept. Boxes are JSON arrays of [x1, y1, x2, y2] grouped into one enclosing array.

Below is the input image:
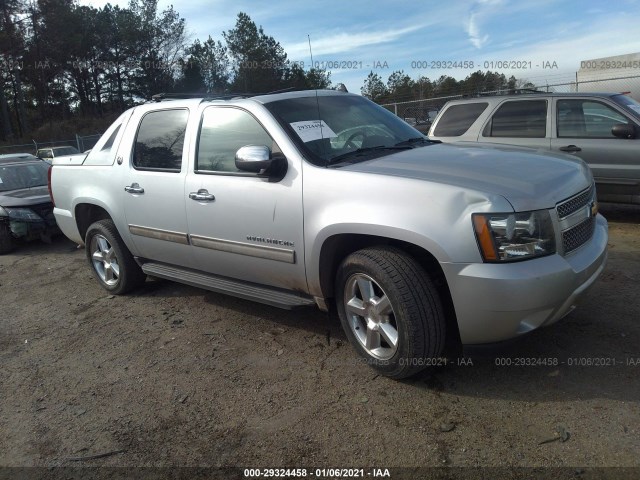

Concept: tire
[[85, 219, 146, 294], [335, 246, 446, 379], [0, 222, 15, 255]]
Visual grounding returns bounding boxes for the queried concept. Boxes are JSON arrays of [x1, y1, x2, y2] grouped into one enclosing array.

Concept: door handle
[[124, 183, 144, 194], [189, 189, 215, 202], [559, 145, 582, 153]]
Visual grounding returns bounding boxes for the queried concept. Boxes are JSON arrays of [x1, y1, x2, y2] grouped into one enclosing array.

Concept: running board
[[141, 262, 316, 310]]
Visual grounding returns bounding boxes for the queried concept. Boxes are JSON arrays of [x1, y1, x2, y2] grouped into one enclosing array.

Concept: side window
[[484, 100, 547, 138], [85, 124, 122, 165], [102, 125, 121, 151], [133, 109, 188, 171], [433, 103, 488, 137], [196, 107, 277, 173], [557, 99, 630, 138]]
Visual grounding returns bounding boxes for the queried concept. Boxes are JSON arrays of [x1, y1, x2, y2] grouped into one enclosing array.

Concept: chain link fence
[[0, 133, 103, 156], [3, 74, 639, 153], [382, 74, 640, 131]]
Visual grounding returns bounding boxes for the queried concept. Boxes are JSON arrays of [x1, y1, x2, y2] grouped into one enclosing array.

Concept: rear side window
[[102, 125, 121, 151], [84, 116, 125, 166], [133, 109, 188, 171], [484, 100, 547, 138], [433, 103, 488, 136]]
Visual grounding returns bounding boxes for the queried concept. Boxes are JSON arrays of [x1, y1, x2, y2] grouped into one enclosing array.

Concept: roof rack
[[461, 87, 545, 99], [514, 88, 545, 94], [150, 92, 252, 102], [150, 87, 299, 102]]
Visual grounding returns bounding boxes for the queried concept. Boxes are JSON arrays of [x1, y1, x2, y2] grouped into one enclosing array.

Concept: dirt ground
[[0, 204, 639, 479]]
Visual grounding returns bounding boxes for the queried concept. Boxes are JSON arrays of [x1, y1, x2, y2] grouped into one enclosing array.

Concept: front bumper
[[442, 214, 608, 345]]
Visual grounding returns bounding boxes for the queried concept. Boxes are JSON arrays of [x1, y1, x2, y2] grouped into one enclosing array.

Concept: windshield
[[265, 94, 427, 166], [611, 94, 640, 119], [0, 162, 50, 192]]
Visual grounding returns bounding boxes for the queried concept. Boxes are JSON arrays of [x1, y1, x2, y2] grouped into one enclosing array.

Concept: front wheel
[[85, 219, 146, 294], [335, 246, 446, 379]]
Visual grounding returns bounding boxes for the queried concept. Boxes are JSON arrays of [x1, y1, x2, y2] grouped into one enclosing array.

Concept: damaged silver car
[[0, 154, 59, 254]]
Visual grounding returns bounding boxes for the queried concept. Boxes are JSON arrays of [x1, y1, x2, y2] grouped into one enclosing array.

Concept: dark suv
[[0, 154, 58, 253], [428, 92, 640, 204]]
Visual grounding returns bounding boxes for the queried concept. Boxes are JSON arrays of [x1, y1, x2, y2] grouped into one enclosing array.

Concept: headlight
[[472, 210, 556, 262], [0, 206, 7, 217], [4, 207, 43, 222]]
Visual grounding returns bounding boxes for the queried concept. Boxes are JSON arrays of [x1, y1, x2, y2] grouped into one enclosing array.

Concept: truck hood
[[0, 186, 52, 208], [342, 142, 592, 212]]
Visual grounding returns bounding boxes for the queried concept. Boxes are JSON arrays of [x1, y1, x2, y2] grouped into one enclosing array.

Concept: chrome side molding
[[129, 225, 190, 245], [190, 234, 295, 264]]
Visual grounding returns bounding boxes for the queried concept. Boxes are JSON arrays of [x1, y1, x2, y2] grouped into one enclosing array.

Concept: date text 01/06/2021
[[243, 468, 391, 478]]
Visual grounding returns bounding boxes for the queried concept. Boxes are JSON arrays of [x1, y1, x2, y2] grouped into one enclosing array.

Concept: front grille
[[556, 185, 594, 219], [556, 184, 597, 254], [562, 216, 595, 254]]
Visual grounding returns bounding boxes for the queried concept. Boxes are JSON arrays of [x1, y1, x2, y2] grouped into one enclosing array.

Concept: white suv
[[428, 92, 640, 205]]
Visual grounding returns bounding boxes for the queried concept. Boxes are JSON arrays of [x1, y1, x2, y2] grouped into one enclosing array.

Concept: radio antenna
[[308, 34, 327, 163], [308, 34, 314, 67]]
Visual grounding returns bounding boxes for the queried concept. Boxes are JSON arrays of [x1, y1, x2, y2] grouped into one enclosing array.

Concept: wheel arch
[[75, 203, 113, 242], [317, 233, 461, 353]]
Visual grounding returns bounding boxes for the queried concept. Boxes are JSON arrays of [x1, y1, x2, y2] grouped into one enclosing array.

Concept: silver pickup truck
[[50, 90, 608, 378]]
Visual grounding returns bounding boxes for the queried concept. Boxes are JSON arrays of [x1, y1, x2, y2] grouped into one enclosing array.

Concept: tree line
[[1, 0, 534, 142], [0, 1, 330, 140], [360, 70, 535, 105]]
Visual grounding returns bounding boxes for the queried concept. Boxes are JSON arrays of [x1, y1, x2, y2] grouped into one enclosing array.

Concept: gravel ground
[[0, 204, 639, 479]]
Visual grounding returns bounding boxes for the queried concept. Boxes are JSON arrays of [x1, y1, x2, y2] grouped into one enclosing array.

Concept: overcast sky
[[80, 0, 640, 94]]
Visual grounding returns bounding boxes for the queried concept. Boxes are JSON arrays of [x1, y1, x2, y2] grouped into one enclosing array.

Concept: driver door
[[184, 106, 306, 291]]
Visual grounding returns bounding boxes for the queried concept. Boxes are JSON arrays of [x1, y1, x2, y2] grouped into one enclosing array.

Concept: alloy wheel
[[90, 234, 120, 286], [344, 273, 399, 360]]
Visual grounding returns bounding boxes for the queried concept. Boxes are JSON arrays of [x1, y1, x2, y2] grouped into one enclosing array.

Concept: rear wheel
[[335, 246, 446, 379], [85, 219, 146, 294]]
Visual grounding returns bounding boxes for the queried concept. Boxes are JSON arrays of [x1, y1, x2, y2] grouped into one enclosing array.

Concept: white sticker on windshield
[[290, 120, 337, 142], [0, 177, 3, 184]]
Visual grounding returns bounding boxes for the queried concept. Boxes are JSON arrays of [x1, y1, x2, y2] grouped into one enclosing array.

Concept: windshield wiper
[[327, 145, 410, 166], [393, 137, 441, 147]]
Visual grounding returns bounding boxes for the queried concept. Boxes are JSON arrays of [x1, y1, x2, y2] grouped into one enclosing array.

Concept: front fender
[[302, 164, 513, 297]]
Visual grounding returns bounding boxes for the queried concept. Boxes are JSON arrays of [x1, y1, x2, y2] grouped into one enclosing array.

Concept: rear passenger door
[[121, 107, 196, 268], [478, 99, 552, 150]]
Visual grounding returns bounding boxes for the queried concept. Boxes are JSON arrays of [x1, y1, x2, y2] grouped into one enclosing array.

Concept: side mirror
[[235, 145, 286, 174], [611, 123, 636, 139]]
